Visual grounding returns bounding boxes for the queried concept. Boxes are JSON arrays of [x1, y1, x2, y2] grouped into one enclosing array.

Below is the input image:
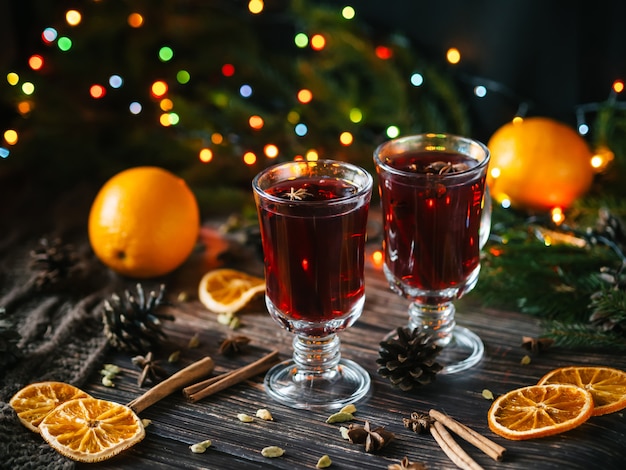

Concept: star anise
[[388, 456, 427, 470], [132, 352, 168, 387], [347, 420, 394, 453], [218, 335, 251, 356], [403, 411, 434, 434], [521, 336, 554, 354], [285, 187, 311, 201]]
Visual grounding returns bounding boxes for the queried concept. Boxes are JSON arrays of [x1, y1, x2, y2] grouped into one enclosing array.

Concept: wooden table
[[2, 183, 625, 469], [76, 248, 625, 469]]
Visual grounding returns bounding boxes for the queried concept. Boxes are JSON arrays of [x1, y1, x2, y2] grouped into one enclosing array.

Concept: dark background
[[2, 1, 625, 146]]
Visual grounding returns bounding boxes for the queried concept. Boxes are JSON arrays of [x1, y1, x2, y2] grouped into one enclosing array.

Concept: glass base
[[438, 325, 484, 374], [264, 358, 371, 410]]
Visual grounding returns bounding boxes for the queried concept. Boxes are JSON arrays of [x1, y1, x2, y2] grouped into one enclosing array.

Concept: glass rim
[[373, 133, 490, 178], [252, 159, 373, 205]]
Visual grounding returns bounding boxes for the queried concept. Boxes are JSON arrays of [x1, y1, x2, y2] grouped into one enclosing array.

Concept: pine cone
[[102, 284, 174, 353], [377, 327, 443, 391], [29, 237, 80, 289]]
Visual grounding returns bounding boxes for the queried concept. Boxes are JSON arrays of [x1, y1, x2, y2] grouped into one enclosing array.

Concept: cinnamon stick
[[183, 350, 280, 403], [128, 356, 214, 414], [429, 409, 506, 461], [430, 421, 484, 470]]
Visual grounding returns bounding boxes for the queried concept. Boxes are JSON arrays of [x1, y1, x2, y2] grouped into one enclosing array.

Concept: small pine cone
[[29, 237, 80, 289], [102, 284, 174, 353], [377, 327, 443, 391]]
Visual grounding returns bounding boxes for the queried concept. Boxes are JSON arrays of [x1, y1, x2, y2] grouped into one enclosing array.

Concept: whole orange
[[487, 117, 594, 210], [88, 166, 200, 278]]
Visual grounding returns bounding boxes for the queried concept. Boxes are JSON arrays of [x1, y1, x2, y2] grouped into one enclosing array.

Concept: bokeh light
[[339, 132, 353, 146], [375, 46, 393, 60], [129, 102, 142, 114], [7, 73, 19, 86], [243, 151, 257, 165], [349, 108, 363, 123], [248, 0, 264, 14], [341, 6, 356, 20], [57, 37, 72, 52], [22, 82, 35, 95], [160, 98, 174, 111], [109, 75, 123, 88], [28, 55, 44, 71], [240, 84, 252, 98], [410, 73, 424, 86], [221, 63, 235, 77], [89, 84, 106, 99], [176, 70, 191, 84], [199, 148, 213, 163], [264, 144, 279, 158], [249, 115, 264, 130], [613, 80, 624, 94], [151, 80, 168, 98], [295, 123, 308, 136], [211, 133, 223, 144], [128, 13, 144, 28], [297, 89, 313, 104], [42, 27, 58, 43], [386, 125, 400, 138], [311, 34, 326, 51], [4, 129, 18, 145], [305, 149, 319, 161], [159, 46, 174, 62], [446, 47, 461, 64], [294, 33, 308, 48], [65, 10, 82, 26]]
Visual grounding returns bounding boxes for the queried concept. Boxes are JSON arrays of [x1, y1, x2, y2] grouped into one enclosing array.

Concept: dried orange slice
[[39, 397, 145, 463], [198, 268, 265, 314], [487, 384, 593, 440], [537, 366, 626, 416], [9, 381, 91, 432]]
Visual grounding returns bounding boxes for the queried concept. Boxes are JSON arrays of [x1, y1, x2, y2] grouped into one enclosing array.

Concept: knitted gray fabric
[[0, 242, 110, 469]]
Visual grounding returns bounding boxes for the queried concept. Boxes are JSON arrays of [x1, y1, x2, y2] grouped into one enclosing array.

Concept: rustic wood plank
[[76, 255, 626, 470]]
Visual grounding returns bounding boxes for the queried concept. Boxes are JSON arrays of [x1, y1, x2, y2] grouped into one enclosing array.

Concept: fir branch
[[541, 320, 626, 351]]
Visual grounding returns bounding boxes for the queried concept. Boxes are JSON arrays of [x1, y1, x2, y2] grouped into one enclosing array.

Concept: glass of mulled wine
[[252, 159, 373, 409], [374, 133, 491, 374]]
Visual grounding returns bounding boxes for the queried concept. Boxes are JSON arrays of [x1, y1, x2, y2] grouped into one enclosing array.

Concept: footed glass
[[253, 160, 373, 409], [374, 134, 491, 374]]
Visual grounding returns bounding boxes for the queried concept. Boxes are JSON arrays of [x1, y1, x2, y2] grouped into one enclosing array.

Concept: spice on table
[[261, 446, 285, 458], [316, 454, 332, 468], [347, 420, 394, 453], [218, 334, 251, 356], [132, 352, 168, 387], [404, 409, 506, 468], [388, 456, 427, 470], [182, 350, 280, 403], [255, 408, 273, 421], [325, 411, 354, 424]]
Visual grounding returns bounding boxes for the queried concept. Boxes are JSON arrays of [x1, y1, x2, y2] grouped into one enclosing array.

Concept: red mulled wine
[[257, 176, 369, 332], [378, 151, 486, 291]]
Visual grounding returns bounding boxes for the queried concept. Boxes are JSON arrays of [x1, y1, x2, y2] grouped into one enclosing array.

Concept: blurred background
[[1, 0, 625, 214]]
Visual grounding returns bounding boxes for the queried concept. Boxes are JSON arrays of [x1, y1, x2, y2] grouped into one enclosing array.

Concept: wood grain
[[77, 254, 626, 470]]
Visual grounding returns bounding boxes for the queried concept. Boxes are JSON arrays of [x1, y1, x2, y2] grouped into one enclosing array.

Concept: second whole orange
[[88, 166, 200, 278]]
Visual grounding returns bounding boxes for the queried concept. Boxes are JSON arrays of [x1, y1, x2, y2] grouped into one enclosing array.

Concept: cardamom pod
[[316, 454, 332, 468], [190, 439, 212, 453], [339, 404, 357, 414], [256, 408, 273, 421], [261, 446, 285, 458], [326, 411, 354, 423], [237, 413, 254, 422]]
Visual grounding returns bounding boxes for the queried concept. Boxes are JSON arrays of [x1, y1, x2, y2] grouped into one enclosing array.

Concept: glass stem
[[408, 301, 456, 347], [292, 334, 341, 374]]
